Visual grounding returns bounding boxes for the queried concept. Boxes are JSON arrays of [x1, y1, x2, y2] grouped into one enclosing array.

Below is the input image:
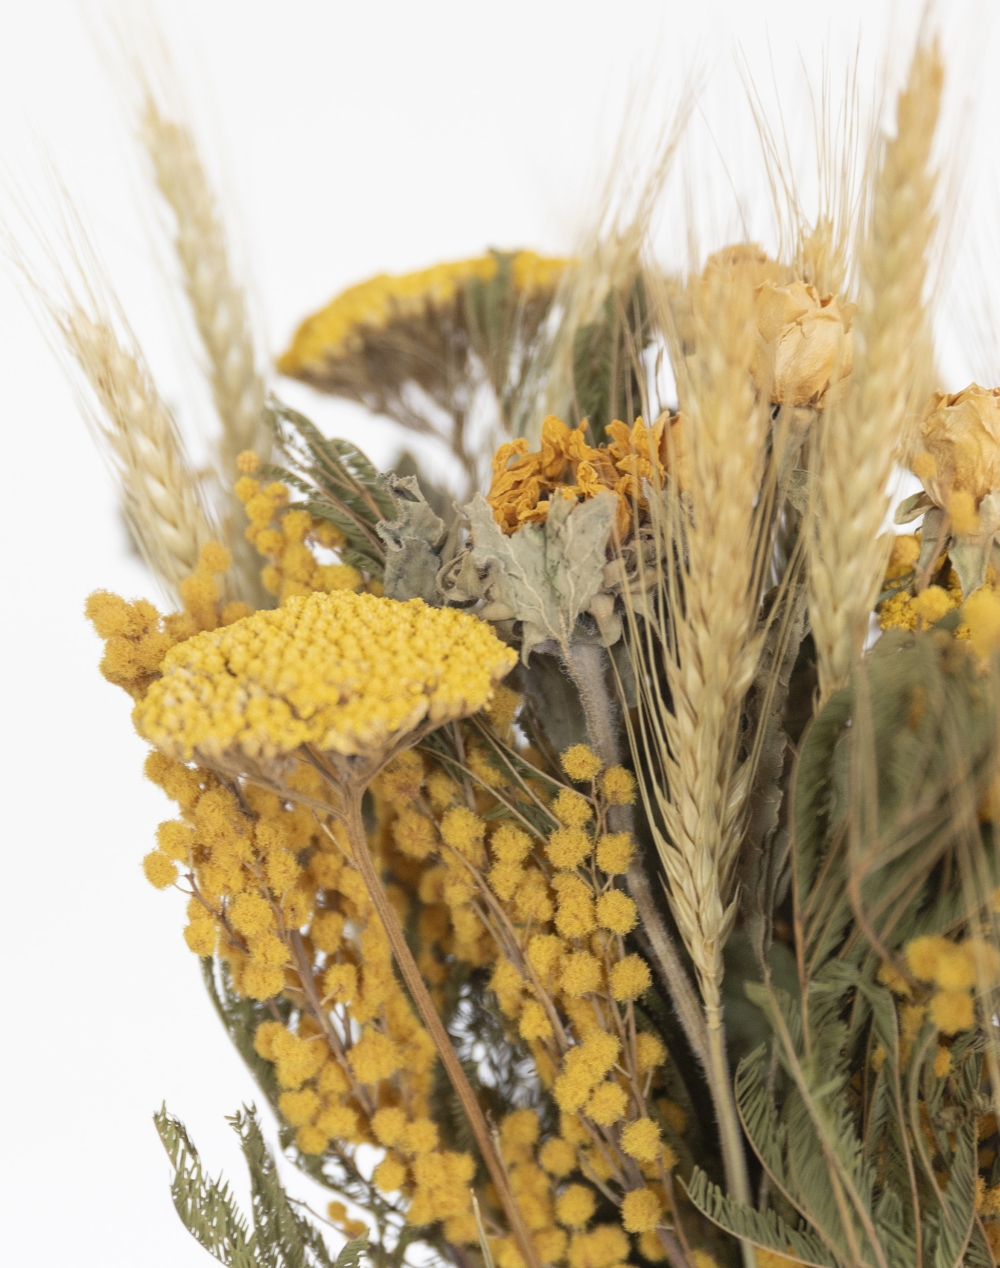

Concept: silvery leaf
[[376, 473, 447, 603], [950, 537, 992, 597], [978, 490, 1000, 535], [463, 491, 617, 662]]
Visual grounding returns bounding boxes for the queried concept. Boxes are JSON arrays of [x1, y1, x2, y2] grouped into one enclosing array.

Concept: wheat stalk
[[809, 41, 943, 702], [61, 304, 216, 593], [617, 263, 772, 1268], [524, 92, 694, 442], [657, 265, 765, 1019], [140, 97, 269, 599]]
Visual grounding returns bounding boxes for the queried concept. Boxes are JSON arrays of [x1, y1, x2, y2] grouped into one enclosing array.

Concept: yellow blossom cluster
[[90, 532, 682, 1257], [132, 589, 517, 763], [485, 1108, 667, 1268], [486, 413, 690, 539], [877, 537, 971, 636], [878, 937, 1000, 1205], [278, 251, 571, 378], [233, 467, 364, 604], [136, 682, 680, 1255], [979, 1181, 1000, 1258], [877, 533, 1000, 658], [85, 542, 251, 698], [363, 737, 682, 1258], [141, 736, 482, 1234], [753, 1253, 803, 1268], [905, 934, 1000, 1035]]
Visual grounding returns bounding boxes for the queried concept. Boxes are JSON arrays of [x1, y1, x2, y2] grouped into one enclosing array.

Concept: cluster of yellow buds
[[233, 454, 362, 604], [85, 542, 250, 698]]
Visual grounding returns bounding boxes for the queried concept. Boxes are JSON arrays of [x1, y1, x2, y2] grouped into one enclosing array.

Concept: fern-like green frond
[[263, 398, 392, 577], [155, 1103, 357, 1268], [685, 1166, 839, 1267]]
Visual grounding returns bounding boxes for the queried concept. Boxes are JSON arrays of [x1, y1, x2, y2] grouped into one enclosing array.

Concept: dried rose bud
[[751, 280, 855, 408], [914, 384, 1000, 511]]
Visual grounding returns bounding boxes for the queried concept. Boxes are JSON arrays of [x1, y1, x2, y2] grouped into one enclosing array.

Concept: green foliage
[[201, 959, 418, 1266], [154, 1103, 359, 1268], [791, 628, 1000, 984], [202, 957, 288, 1112], [688, 628, 1000, 1268], [686, 1165, 839, 1266], [571, 275, 651, 445], [263, 398, 393, 578], [464, 249, 564, 434]]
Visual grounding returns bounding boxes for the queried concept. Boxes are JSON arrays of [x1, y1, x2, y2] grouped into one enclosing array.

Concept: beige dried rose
[[700, 242, 789, 295], [751, 280, 855, 407], [914, 384, 1000, 509], [672, 243, 789, 356]]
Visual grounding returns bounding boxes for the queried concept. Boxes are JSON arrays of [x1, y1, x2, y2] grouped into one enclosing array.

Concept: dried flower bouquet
[[31, 28, 1000, 1268]]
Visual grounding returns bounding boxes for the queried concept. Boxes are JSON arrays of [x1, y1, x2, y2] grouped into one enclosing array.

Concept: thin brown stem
[[288, 930, 375, 1118], [340, 789, 542, 1268], [659, 1166, 694, 1265]]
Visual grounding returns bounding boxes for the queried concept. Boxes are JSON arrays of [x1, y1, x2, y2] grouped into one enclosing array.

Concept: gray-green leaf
[[463, 491, 617, 661], [376, 473, 448, 603]]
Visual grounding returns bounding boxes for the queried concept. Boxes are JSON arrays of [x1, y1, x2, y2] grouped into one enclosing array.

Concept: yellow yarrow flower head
[[134, 590, 517, 769], [279, 251, 571, 389]]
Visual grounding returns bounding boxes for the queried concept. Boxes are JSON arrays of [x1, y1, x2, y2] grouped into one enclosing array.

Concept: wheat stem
[[622, 257, 772, 1268], [809, 41, 943, 701]]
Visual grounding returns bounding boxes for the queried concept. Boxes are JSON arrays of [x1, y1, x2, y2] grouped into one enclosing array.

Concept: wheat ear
[[660, 269, 765, 1014], [621, 266, 769, 1268], [62, 305, 215, 592], [809, 41, 943, 702], [140, 97, 269, 598]]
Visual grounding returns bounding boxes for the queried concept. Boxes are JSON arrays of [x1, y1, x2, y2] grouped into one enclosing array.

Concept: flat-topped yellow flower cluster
[[278, 250, 571, 377], [133, 589, 517, 762]]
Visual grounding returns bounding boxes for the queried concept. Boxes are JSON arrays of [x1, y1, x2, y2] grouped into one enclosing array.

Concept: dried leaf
[[375, 473, 448, 603], [463, 491, 617, 661]]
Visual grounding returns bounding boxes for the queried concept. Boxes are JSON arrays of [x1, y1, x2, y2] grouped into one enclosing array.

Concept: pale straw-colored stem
[[809, 42, 943, 702], [705, 1006, 753, 1220], [141, 98, 270, 602], [61, 305, 215, 595], [339, 790, 542, 1268]]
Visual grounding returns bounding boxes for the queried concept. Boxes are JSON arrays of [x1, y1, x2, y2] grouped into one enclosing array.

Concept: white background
[[0, 2, 997, 1264]]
